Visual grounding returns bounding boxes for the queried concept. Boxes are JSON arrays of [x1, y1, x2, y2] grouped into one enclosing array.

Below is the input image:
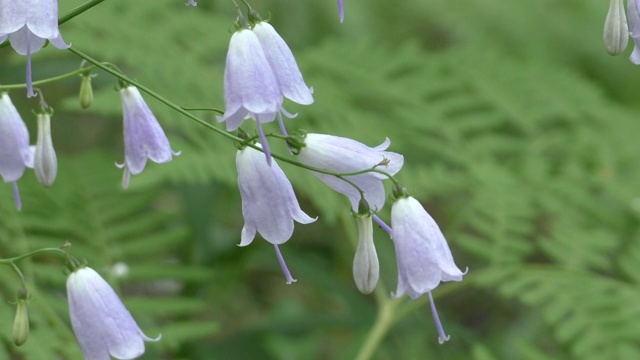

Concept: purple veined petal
[[120, 86, 178, 176], [26, 0, 59, 39], [252, 22, 314, 106], [8, 26, 47, 56], [67, 267, 159, 360], [0, 1, 26, 34], [219, 29, 281, 125], [298, 133, 404, 211], [47, 32, 70, 50], [390, 197, 465, 299], [236, 145, 315, 245]]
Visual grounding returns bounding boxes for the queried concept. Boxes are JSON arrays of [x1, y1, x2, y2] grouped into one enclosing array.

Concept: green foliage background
[[1, 0, 639, 359]]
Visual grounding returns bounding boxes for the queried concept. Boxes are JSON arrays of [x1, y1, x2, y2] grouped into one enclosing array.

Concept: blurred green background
[[1, 0, 640, 359]]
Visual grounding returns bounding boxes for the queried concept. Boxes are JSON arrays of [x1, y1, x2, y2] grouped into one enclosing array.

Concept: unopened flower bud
[[12, 287, 29, 346], [604, 0, 629, 56], [79, 74, 93, 109], [353, 214, 379, 294], [34, 113, 57, 187]]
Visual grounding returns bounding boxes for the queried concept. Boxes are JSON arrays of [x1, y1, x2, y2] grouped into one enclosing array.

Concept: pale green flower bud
[[604, 0, 629, 56], [34, 113, 57, 187], [79, 74, 93, 109], [12, 287, 29, 346], [353, 213, 379, 294]]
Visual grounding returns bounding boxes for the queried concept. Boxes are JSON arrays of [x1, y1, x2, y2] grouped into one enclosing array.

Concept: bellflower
[[0, 0, 69, 97], [117, 86, 178, 189], [0, 92, 34, 210], [604, 0, 629, 56], [218, 28, 281, 164], [219, 22, 314, 164], [186, 0, 197, 5], [296, 133, 404, 212], [34, 112, 57, 187], [391, 195, 465, 343], [236, 144, 316, 283], [67, 267, 160, 360], [629, 0, 640, 63]]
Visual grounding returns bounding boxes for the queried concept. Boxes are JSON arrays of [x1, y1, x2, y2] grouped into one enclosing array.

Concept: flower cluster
[[218, 9, 466, 342]]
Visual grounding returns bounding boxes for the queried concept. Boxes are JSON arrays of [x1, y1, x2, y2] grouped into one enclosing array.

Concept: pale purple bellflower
[[0, 0, 69, 97], [236, 144, 316, 283], [117, 86, 179, 189], [628, 0, 640, 63], [219, 22, 313, 165], [67, 266, 160, 360], [391, 195, 466, 344], [186, 0, 197, 6], [297, 133, 404, 212], [0, 92, 34, 210]]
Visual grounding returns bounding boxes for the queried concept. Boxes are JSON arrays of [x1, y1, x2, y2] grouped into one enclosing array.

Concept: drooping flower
[[0, 1, 70, 97], [186, 0, 197, 6], [117, 85, 179, 189], [296, 133, 404, 212], [219, 21, 314, 164], [391, 194, 465, 343], [337, 0, 345, 23], [66, 266, 160, 360], [252, 22, 314, 108], [0, 92, 34, 210], [604, 0, 629, 56], [353, 210, 379, 294], [236, 144, 316, 283], [34, 112, 57, 187], [628, 0, 640, 63]]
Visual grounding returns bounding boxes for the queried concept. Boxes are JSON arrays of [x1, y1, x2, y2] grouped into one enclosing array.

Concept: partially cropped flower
[[67, 267, 160, 360], [353, 211, 379, 294], [186, 0, 197, 5], [117, 86, 179, 189], [337, 0, 345, 23], [629, 0, 640, 63], [391, 195, 465, 343], [0, 1, 70, 97], [0, 92, 34, 210], [604, 0, 629, 56], [34, 112, 57, 187], [236, 144, 316, 283], [296, 134, 404, 212]]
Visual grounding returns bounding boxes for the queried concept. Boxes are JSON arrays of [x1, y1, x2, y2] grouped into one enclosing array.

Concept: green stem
[[0, 247, 68, 265], [356, 297, 400, 360], [0, 66, 100, 91]]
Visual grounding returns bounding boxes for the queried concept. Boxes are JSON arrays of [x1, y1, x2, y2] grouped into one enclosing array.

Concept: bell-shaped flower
[[186, 0, 197, 5], [0, 1, 70, 97], [604, 0, 629, 56], [353, 210, 379, 294], [391, 194, 466, 343], [629, 0, 640, 64], [252, 22, 314, 107], [117, 86, 179, 189], [0, 92, 34, 210], [67, 266, 160, 360], [34, 112, 57, 187], [296, 133, 404, 212], [236, 144, 316, 283]]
